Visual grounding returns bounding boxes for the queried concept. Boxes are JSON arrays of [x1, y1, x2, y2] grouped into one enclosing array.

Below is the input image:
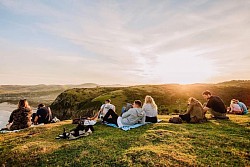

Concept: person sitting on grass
[[179, 97, 206, 123], [228, 99, 243, 115], [202, 90, 229, 119], [33, 104, 52, 125], [6, 99, 33, 130], [102, 100, 145, 127], [236, 100, 248, 115], [142, 95, 158, 123], [88, 99, 115, 121], [121, 103, 133, 114]]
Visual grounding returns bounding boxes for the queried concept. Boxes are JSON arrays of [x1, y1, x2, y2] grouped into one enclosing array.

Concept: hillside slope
[[0, 83, 99, 106], [51, 82, 250, 120], [0, 115, 249, 166]]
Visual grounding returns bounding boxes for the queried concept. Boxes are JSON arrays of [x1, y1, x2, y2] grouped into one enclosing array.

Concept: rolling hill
[[50, 81, 250, 120], [0, 83, 126, 107]]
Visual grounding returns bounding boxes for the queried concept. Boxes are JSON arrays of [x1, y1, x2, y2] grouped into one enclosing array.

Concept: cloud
[[0, 0, 250, 84]]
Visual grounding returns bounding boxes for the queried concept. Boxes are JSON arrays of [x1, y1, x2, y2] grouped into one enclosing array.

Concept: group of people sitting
[[228, 99, 248, 115], [3, 90, 249, 131], [5, 99, 53, 131], [88, 95, 158, 127], [179, 90, 248, 123]]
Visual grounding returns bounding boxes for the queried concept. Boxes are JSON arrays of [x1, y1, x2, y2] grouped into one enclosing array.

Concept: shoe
[[87, 129, 92, 134], [68, 133, 80, 140], [79, 130, 85, 135], [57, 132, 70, 139]]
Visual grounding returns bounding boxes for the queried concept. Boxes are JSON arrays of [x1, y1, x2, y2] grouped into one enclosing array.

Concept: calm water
[[0, 102, 17, 128]]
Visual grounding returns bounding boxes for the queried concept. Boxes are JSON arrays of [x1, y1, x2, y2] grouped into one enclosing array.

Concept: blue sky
[[0, 0, 250, 85]]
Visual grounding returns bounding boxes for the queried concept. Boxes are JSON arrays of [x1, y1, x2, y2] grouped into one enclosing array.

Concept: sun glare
[[152, 53, 218, 84]]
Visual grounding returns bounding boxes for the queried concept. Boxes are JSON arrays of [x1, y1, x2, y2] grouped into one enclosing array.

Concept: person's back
[[230, 103, 242, 112], [180, 97, 205, 123], [207, 96, 227, 113], [143, 104, 157, 117], [188, 102, 205, 123], [8, 100, 32, 130], [121, 107, 145, 126], [238, 101, 248, 114], [102, 103, 115, 115], [142, 95, 158, 123], [36, 107, 49, 124]]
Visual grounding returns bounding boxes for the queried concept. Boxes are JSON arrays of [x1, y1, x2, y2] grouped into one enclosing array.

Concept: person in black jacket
[[33, 104, 52, 124], [202, 90, 229, 119]]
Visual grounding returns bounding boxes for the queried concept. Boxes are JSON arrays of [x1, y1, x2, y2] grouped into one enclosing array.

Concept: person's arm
[[203, 107, 210, 112], [203, 99, 212, 112], [34, 116, 39, 125], [8, 112, 14, 124], [185, 104, 193, 114], [140, 114, 146, 124], [122, 109, 132, 118], [88, 111, 100, 120], [99, 105, 104, 114], [230, 104, 234, 112]]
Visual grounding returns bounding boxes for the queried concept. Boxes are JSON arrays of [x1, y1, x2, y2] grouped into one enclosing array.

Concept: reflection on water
[[0, 102, 17, 128]]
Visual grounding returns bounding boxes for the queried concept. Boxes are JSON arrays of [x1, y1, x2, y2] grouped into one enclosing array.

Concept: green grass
[[0, 114, 249, 167]]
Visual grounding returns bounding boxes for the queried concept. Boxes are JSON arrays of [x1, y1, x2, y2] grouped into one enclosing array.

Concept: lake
[[0, 102, 17, 128]]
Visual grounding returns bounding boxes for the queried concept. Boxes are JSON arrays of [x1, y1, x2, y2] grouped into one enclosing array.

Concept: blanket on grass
[[105, 120, 161, 131], [0, 124, 45, 133]]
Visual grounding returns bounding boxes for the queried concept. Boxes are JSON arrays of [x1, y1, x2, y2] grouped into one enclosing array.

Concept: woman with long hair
[[179, 97, 206, 123], [7, 99, 33, 130], [142, 95, 158, 123]]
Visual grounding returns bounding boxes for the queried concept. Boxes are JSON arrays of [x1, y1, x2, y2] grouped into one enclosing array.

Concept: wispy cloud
[[0, 0, 250, 84]]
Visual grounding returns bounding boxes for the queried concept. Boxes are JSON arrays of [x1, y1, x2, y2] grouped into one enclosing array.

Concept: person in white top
[[142, 95, 158, 123], [88, 99, 115, 121], [99, 99, 115, 117], [229, 99, 243, 114]]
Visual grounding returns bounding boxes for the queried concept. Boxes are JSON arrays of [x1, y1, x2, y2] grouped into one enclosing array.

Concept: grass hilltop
[[0, 80, 250, 166], [50, 80, 250, 120], [0, 115, 249, 166]]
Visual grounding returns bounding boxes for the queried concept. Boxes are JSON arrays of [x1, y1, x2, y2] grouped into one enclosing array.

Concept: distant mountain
[[0, 83, 127, 106], [50, 80, 250, 120]]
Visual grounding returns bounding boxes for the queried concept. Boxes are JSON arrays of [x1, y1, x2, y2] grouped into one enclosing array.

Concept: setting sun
[[153, 53, 218, 84]]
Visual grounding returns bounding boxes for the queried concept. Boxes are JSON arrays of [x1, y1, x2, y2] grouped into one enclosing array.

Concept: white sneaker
[[68, 133, 78, 140], [87, 129, 92, 134], [79, 130, 85, 135]]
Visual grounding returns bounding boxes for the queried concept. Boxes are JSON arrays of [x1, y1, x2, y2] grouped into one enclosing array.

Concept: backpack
[[169, 117, 182, 124]]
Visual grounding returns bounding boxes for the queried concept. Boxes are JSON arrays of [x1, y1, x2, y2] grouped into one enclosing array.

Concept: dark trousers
[[103, 109, 118, 125], [145, 116, 158, 123], [179, 114, 191, 123]]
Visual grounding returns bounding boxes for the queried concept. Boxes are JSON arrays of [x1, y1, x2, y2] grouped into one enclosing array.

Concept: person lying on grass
[[100, 100, 146, 127], [179, 97, 206, 123]]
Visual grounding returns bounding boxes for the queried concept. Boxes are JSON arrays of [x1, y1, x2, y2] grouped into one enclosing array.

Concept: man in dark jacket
[[34, 104, 51, 124], [202, 90, 229, 119]]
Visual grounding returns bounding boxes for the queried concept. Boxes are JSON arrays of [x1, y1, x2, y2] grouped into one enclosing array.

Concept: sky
[[0, 0, 250, 85]]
